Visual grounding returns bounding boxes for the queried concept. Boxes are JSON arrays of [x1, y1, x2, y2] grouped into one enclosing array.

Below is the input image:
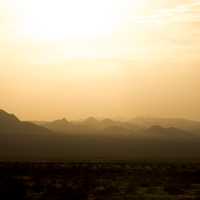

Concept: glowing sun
[[15, 0, 144, 41]]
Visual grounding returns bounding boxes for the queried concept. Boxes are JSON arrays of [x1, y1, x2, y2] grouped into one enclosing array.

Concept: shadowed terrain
[[1, 109, 200, 161], [1, 162, 200, 200]]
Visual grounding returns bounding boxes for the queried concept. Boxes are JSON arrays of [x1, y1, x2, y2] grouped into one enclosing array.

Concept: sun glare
[[14, 0, 144, 41]]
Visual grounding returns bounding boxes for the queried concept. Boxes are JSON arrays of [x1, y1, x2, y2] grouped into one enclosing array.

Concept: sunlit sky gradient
[[1, 0, 200, 120]]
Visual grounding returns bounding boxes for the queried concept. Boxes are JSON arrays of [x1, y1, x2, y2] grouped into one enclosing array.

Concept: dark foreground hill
[[0, 110, 52, 135], [1, 110, 200, 161]]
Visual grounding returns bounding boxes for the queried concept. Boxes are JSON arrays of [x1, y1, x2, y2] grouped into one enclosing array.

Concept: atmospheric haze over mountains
[[1, 109, 200, 161], [1, 1, 200, 199]]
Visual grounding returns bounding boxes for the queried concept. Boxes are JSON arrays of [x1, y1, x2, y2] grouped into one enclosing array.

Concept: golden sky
[[0, 0, 200, 120]]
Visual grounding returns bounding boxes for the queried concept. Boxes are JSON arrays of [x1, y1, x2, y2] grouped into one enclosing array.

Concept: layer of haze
[[0, 0, 200, 120]]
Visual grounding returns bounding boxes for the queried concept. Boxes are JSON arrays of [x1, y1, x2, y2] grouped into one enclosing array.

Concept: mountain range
[[1, 109, 200, 161]]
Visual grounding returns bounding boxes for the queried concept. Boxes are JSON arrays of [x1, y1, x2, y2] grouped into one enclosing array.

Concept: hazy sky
[[1, 0, 200, 120]]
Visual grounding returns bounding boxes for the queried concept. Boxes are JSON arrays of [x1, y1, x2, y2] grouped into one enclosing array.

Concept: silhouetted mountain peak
[[101, 118, 114, 124], [0, 109, 20, 124], [54, 118, 68, 124], [84, 117, 99, 125], [42, 118, 70, 133], [0, 109, 52, 135]]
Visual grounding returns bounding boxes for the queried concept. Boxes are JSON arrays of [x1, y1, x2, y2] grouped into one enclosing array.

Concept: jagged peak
[[0, 109, 20, 123], [51, 118, 69, 124], [84, 117, 99, 122]]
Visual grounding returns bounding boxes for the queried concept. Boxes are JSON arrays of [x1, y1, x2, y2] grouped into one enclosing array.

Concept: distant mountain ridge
[[131, 117, 200, 132], [43, 118, 69, 132], [39, 117, 140, 134], [1, 109, 200, 161], [36, 116, 200, 135]]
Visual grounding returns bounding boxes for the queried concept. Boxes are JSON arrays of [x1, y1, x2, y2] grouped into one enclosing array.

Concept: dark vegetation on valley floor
[[1, 162, 200, 200]]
